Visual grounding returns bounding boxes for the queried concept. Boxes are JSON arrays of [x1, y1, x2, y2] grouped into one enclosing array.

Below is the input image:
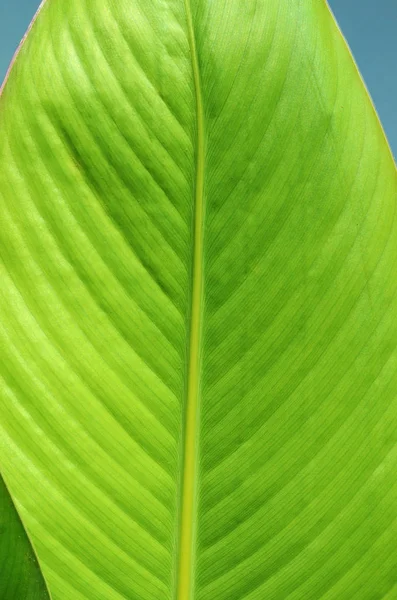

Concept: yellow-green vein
[[177, 1, 205, 599]]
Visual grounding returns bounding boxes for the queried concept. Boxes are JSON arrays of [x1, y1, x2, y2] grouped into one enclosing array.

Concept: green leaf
[[0, 474, 50, 599], [0, 0, 396, 599]]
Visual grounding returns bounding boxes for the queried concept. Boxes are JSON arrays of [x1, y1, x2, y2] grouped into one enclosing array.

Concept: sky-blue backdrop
[[1, 0, 396, 156]]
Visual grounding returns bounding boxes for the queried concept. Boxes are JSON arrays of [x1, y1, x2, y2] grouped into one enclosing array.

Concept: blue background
[[1, 0, 396, 156]]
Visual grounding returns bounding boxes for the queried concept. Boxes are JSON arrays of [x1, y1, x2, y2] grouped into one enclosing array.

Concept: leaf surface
[[0, 1, 396, 599], [0, 474, 50, 599]]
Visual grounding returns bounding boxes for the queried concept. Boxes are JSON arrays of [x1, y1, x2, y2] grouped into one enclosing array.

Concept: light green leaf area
[[0, 0, 396, 599]]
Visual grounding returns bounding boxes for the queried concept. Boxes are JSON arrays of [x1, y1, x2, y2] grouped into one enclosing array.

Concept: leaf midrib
[[177, 1, 205, 599]]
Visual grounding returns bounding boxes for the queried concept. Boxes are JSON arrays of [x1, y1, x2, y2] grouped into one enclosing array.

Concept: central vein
[[177, 1, 205, 599]]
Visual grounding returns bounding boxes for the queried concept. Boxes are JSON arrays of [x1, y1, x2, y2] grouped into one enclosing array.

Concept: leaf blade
[[195, 1, 397, 598], [0, 0, 195, 597], [0, 473, 50, 599], [1, 1, 396, 599]]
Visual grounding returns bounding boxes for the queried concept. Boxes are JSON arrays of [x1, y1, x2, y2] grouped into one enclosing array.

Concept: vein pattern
[[0, 1, 396, 599]]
